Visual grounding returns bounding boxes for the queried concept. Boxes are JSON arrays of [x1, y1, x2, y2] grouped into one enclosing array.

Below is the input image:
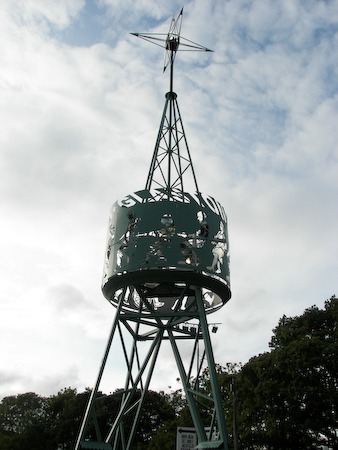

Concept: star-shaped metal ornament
[[131, 7, 213, 74]]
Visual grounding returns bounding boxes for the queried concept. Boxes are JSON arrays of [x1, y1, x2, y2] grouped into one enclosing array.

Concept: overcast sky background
[[1, 0, 337, 400]]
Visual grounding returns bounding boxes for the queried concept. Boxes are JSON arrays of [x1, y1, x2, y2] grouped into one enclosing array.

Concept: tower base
[[75, 286, 229, 450]]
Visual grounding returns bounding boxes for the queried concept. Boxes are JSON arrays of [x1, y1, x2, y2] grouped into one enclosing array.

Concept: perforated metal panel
[[102, 188, 231, 313]]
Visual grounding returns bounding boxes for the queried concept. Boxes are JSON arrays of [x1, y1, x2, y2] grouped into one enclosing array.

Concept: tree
[[0, 392, 50, 450], [147, 388, 192, 450], [133, 390, 176, 449], [237, 296, 338, 449], [48, 387, 90, 449], [0, 388, 176, 450]]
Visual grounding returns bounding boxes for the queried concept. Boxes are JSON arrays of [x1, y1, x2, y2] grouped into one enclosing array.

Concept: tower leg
[[168, 287, 229, 449], [195, 288, 229, 449], [74, 297, 125, 450], [75, 286, 229, 450], [74, 297, 165, 450]]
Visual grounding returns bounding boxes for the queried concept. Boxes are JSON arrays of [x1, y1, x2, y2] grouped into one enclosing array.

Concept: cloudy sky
[[1, 0, 337, 400]]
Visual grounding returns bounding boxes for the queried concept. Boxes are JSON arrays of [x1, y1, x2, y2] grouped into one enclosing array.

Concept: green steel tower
[[75, 8, 231, 450]]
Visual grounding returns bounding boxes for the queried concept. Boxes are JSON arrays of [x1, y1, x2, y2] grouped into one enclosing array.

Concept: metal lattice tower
[[135, 7, 211, 201], [75, 8, 231, 450]]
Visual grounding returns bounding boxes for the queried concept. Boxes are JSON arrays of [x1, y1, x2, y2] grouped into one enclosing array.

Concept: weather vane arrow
[[131, 7, 213, 92]]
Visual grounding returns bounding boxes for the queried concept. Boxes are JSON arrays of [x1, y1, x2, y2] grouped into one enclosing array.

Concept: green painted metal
[[79, 443, 112, 450], [75, 285, 229, 449], [195, 289, 229, 449], [74, 296, 125, 450], [145, 91, 200, 197], [75, 8, 231, 450], [102, 189, 231, 315]]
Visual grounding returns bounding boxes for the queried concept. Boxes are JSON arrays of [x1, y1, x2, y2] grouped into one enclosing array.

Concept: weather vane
[[131, 7, 213, 92]]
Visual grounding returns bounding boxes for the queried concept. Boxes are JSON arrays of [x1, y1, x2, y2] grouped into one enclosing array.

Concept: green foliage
[[48, 387, 90, 449], [0, 388, 94, 450], [0, 392, 52, 450], [0, 388, 177, 450], [236, 295, 337, 449], [130, 389, 176, 448]]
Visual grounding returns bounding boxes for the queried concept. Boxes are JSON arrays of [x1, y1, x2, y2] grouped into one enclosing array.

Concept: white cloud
[[7, 0, 85, 32]]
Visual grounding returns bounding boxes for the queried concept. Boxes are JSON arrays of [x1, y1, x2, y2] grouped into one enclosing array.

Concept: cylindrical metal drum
[[102, 188, 231, 314]]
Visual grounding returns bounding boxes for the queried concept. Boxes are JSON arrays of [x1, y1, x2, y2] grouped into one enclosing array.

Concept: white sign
[[176, 427, 197, 450]]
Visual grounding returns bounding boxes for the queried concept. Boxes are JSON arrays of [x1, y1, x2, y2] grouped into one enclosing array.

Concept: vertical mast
[[131, 8, 213, 201]]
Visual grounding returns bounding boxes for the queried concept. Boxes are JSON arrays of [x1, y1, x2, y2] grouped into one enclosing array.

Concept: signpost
[[176, 427, 197, 450]]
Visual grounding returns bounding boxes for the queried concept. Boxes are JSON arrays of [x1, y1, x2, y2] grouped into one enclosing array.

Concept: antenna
[[131, 7, 213, 93], [131, 8, 213, 201]]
